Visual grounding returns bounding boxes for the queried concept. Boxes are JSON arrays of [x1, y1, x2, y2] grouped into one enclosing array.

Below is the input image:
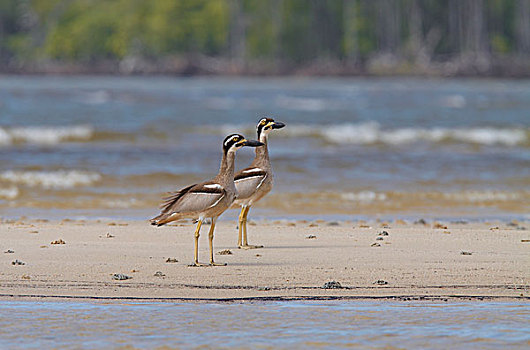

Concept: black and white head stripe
[[223, 134, 244, 153], [257, 117, 274, 138]]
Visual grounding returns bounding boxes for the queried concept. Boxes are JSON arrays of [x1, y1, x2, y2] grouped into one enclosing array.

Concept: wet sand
[[0, 218, 528, 301]]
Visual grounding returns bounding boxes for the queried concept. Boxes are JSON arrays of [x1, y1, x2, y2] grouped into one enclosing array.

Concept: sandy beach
[[1, 218, 528, 301]]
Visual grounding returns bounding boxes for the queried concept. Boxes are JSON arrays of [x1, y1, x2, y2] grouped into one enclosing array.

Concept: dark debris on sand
[[322, 281, 343, 289], [218, 250, 233, 255], [373, 279, 389, 285]]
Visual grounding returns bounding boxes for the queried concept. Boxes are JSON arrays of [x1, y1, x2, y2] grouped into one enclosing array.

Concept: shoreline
[[1, 294, 528, 303], [2, 55, 530, 79], [1, 219, 528, 302]]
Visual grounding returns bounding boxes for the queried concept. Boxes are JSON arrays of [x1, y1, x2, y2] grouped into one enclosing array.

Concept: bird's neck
[[217, 150, 236, 185], [255, 133, 269, 162]]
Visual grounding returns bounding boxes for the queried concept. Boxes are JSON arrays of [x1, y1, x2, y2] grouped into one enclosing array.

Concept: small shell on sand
[[306, 235, 317, 239], [112, 273, 132, 280], [51, 239, 65, 245], [460, 251, 472, 255], [217, 249, 232, 255], [153, 271, 165, 277], [165, 258, 178, 263]]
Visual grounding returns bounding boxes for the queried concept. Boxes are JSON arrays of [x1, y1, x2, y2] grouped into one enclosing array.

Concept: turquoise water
[[0, 300, 528, 349]]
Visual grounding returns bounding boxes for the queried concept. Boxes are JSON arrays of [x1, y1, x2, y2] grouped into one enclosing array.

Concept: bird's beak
[[239, 139, 264, 147], [272, 121, 285, 129]]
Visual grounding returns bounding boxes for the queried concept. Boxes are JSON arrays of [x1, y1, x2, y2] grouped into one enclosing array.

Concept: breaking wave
[[217, 122, 528, 147], [0, 170, 101, 189], [341, 191, 388, 202], [315, 122, 528, 146], [339, 190, 527, 203], [0, 125, 94, 146], [0, 186, 19, 200]]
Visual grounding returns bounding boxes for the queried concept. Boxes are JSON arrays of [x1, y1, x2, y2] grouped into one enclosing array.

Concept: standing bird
[[233, 117, 285, 249], [151, 134, 263, 266]]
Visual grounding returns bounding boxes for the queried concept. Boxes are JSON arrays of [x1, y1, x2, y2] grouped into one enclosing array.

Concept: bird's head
[[223, 134, 264, 154], [257, 117, 285, 140]]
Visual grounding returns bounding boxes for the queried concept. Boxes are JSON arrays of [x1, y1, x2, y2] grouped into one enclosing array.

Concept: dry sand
[[1, 218, 528, 301]]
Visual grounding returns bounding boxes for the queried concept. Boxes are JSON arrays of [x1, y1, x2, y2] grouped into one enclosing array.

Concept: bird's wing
[[234, 167, 267, 199], [160, 184, 196, 212], [161, 182, 226, 214]]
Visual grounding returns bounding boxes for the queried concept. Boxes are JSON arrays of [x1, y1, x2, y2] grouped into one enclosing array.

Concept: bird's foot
[[238, 244, 264, 250], [188, 262, 209, 267], [209, 262, 227, 266]]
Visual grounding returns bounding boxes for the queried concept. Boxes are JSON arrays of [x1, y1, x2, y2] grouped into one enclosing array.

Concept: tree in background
[[0, 0, 528, 76]]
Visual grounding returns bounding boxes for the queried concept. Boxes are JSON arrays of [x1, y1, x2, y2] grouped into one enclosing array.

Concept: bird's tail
[[150, 213, 171, 227]]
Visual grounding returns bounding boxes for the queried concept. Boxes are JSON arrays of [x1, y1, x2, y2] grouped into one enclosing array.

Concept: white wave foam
[[0, 125, 94, 146], [0, 186, 19, 200], [104, 198, 140, 208], [293, 122, 528, 146], [0, 170, 101, 189], [0, 128, 12, 146], [205, 122, 528, 146], [341, 191, 387, 202], [443, 191, 524, 202]]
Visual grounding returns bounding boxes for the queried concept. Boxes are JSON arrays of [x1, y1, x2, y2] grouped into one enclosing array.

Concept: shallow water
[[0, 76, 529, 219], [0, 300, 528, 349]]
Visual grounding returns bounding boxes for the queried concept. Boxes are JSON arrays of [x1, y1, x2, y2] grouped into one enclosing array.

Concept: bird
[[233, 117, 285, 249], [150, 134, 264, 266]]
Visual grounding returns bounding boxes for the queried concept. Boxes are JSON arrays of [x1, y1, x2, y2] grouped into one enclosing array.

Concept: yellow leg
[[237, 207, 245, 247], [188, 220, 207, 267], [239, 206, 263, 249], [208, 217, 226, 266]]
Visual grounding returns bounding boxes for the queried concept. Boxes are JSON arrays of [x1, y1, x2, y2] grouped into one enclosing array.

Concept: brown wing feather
[[160, 184, 196, 212], [234, 168, 267, 181]]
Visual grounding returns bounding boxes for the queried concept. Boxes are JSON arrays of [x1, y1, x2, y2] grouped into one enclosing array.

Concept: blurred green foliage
[[0, 0, 529, 71]]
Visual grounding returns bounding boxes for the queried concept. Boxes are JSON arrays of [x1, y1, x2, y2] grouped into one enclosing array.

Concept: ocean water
[[0, 300, 528, 349], [0, 76, 529, 220]]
